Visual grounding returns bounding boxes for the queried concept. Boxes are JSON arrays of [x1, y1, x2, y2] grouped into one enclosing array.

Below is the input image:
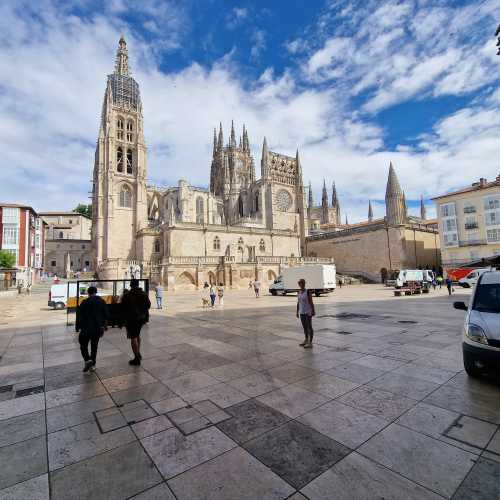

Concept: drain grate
[[15, 385, 45, 398], [398, 320, 418, 324], [318, 313, 372, 320], [336, 331, 353, 335]]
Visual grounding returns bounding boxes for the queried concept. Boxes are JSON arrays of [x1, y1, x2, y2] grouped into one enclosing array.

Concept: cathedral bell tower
[[92, 36, 148, 267]]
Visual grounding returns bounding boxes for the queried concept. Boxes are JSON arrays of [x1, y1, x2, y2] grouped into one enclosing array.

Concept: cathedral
[[92, 37, 325, 289]]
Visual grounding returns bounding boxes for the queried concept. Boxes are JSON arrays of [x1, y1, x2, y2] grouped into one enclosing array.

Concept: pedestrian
[[217, 283, 224, 306], [253, 280, 261, 298], [339, 276, 344, 288], [437, 275, 443, 289], [296, 278, 315, 348], [201, 282, 210, 308], [75, 286, 108, 372], [17, 281, 23, 295], [432, 278, 437, 290], [121, 279, 151, 366], [248, 280, 253, 289], [209, 283, 217, 307], [26, 283, 32, 295], [155, 283, 164, 309], [446, 277, 453, 296]]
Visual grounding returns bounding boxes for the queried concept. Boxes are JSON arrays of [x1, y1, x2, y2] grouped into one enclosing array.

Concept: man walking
[[446, 276, 453, 296], [121, 279, 151, 366], [76, 286, 108, 372], [296, 278, 315, 348], [253, 280, 261, 298], [155, 283, 164, 309]]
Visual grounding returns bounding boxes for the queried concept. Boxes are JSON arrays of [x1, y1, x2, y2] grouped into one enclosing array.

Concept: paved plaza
[[1, 284, 500, 499]]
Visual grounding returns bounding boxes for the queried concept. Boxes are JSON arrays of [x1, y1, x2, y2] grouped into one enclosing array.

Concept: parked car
[[454, 270, 500, 377]]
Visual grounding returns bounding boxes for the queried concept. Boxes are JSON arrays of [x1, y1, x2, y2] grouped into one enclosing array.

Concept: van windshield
[[473, 283, 500, 313]]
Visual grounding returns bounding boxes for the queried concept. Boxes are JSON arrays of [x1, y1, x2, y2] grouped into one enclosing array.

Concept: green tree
[[74, 203, 92, 218], [0, 250, 16, 268]]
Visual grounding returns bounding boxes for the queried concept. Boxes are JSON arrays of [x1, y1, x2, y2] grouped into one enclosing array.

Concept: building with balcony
[[432, 176, 500, 267], [0, 203, 46, 284], [40, 212, 92, 277]]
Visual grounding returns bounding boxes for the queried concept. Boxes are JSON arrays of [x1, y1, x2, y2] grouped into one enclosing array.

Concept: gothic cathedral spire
[[331, 182, 340, 225], [321, 179, 329, 224], [368, 200, 373, 222], [385, 162, 406, 226], [115, 35, 130, 76], [420, 194, 427, 220]]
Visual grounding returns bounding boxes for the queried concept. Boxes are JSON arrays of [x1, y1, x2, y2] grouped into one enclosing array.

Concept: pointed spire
[[345, 214, 349, 225], [420, 194, 427, 220], [212, 128, 217, 157], [261, 137, 269, 177], [321, 179, 329, 224], [403, 191, 408, 218], [230, 120, 236, 147], [368, 200, 373, 222], [331, 182, 338, 207], [115, 35, 130, 76], [295, 149, 302, 180], [308, 181, 313, 207], [217, 122, 224, 150], [385, 162, 406, 226], [239, 135, 242, 148], [243, 126, 250, 151]]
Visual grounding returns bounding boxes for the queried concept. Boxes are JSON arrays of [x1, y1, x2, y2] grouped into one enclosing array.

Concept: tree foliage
[[0, 250, 16, 268], [74, 204, 92, 218]]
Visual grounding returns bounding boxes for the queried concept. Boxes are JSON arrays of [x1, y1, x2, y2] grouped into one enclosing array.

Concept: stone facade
[[91, 38, 329, 289], [306, 165, 441, 282]]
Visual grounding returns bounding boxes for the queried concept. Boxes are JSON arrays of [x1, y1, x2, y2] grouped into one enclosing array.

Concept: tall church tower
[[385, 162, 406, 226], [92, 37, 148, 267]]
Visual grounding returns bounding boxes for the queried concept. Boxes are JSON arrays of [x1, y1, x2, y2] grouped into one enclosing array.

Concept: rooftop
[[432, 176, 500, 201]]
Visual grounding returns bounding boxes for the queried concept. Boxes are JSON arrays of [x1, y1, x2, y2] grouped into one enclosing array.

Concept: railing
[[459, 239, 487, 247], [463, 206, 476, 214], [464, 223, 479, 230]]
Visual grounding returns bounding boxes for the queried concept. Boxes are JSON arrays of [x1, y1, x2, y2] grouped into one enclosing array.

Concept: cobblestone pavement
[[1, 285, 500, 499]]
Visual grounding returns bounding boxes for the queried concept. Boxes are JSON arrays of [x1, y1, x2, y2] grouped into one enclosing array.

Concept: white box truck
[[269, 264, 336, 296]]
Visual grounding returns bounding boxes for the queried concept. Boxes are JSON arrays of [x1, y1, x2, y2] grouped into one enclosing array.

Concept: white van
[[48, 283, 86, 309], [269, 264, 336, 296], [395, 269, 434, 288], [458, 268, 492, 288], [454, 270, 500, 377]]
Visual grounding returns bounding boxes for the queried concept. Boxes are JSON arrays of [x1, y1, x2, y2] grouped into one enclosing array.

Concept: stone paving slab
[[3, 288, 500, 499]]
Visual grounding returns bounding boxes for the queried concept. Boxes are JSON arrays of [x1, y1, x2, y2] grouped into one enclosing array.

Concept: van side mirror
[[453, 301, 467, 311]]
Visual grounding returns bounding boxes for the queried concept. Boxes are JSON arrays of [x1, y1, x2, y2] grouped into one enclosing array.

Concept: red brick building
[[0, 203, 46, 283]]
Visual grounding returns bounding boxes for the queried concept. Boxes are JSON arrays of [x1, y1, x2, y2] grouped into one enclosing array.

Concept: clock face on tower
[[275, 189, 292, 212]]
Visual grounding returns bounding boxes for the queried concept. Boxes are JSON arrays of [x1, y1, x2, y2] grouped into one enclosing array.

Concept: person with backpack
[[296, 278, 315, 348], [121, 279, 151, 366], [75, 286, 108, 372]]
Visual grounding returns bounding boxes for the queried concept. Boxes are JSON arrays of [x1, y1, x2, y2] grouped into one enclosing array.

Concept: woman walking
[[217, 283, 224, 306], [296, 279, 315, 348], [209, 283, 217, 308]]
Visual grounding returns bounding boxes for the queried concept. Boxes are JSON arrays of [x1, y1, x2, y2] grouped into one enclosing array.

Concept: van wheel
[[271, 290, 277, 296], [463, 353, 482, 378], [55, 302, 65, 310], [315, 291, 320, 297]]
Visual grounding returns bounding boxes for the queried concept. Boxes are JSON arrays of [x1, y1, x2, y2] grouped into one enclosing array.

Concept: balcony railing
[[463, 206, 476, 214], [464, 222, 479, 230], [459, 239, 487, 247]]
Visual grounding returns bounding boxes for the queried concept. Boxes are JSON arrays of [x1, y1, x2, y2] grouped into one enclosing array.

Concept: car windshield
[[473, 283, 500, 313]]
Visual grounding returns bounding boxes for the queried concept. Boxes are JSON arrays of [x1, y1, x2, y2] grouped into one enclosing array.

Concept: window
[[443, 233, 458, 247], [154, 239, 161, 253], [485, 211, 500, 226], [238, 196, 244, 217], [196, 197, 204, 224], [117, 118, 124, 140], [119, 185, 132, 208], [484, 196, 500, 210], [444, 219, 457, 232], [126, 149, 133, 174], [463, 203, 476, 214], [85, 261, 90, 267], [51, 260, 56, 267], [259, 239, 265, 252], [440, 203, 455, 217], [58, 231, 64, 239], [117, 147, 123, 172], [255, 192, 259, 212], [126, 120, 133, 142], [487, 228, 500, 243], [68, 219, 73, 224], [213, 236, 220, 250], [2, 225, 19, 245], [2, 207, 19, 224]]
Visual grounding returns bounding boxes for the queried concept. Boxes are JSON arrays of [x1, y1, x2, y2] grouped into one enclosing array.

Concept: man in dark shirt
[[75, 286, 108, 372], [121, 279, 151, 366]]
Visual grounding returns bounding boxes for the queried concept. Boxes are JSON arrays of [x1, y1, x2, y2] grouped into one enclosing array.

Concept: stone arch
[[177, 271, 196, 289], [267, 269, 277, 282], [207, 271, 216, 285]]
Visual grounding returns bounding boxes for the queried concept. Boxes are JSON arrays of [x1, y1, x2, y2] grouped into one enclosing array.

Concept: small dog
[[201, 298, 210, 308]]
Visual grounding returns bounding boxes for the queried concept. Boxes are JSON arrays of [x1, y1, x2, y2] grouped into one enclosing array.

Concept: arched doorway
[[177, 271, 196, 290], [267, 270, 277, 282], [207, 271, 216, 285]]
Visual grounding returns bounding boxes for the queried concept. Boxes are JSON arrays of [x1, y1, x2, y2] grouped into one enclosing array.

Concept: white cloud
[[250, 29, 266, 60], [226, 7, 248, 30], [2, 0, 500, 226]]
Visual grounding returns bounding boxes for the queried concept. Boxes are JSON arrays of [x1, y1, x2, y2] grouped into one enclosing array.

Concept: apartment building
[[39, 212, 92, 276], [0, 203, 46, 282], [433, 177, 500, 266]]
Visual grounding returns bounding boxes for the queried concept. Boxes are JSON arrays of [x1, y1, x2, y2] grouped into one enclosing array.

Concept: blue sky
[[1, 0, 500, 221]]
